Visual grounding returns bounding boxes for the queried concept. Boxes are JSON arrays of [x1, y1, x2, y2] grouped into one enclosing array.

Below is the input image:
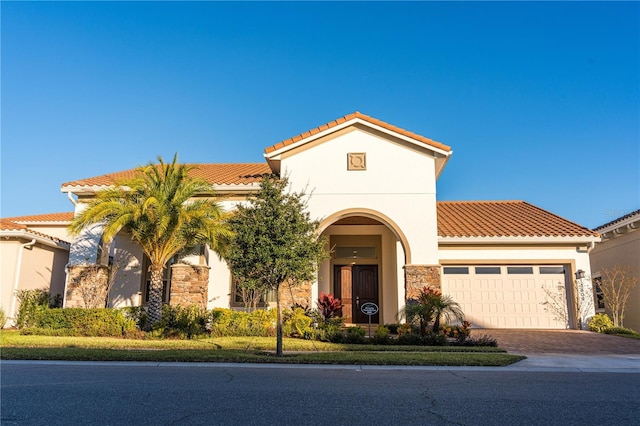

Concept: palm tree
[[398, 286, 465, 335], [70, 154, 232, 327], [431, 294, 465, 334]]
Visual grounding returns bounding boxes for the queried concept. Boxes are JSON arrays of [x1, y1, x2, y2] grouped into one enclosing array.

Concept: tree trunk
[[276, 286, 283, 357], [147, 265, 164, 329]]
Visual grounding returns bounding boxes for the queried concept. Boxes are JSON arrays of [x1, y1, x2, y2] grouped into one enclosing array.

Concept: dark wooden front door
[[334, 265, 379, 324]]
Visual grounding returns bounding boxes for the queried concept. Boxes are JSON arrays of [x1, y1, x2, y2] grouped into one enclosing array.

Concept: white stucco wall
[[280, 128, 440, 266], [108, 233, 144, 308]]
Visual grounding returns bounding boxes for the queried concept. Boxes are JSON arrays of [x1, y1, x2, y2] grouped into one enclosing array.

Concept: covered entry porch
[[316, 212, 411, 325]]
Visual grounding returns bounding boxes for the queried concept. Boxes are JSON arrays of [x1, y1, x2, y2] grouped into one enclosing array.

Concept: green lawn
[[0, 330, 524, 366]]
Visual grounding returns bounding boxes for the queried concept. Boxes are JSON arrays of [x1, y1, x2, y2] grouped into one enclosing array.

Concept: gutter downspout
[[9, 239, 37, 327], [66, 191, 78, 207]]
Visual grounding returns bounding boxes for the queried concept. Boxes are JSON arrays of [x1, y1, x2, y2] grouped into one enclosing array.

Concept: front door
[[334, 265, 379, 324]]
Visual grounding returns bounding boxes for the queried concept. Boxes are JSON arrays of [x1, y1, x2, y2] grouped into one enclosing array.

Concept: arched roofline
[[318, 208, 411, 264]]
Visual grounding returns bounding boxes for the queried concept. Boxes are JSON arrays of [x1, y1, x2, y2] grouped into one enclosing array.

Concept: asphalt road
[[2, 362, 639, 425]]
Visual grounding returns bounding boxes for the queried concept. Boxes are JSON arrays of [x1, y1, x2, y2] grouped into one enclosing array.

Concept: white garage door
[[441, 265, 569, 329]]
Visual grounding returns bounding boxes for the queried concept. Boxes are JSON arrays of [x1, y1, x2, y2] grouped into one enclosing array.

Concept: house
[[4, 112, 601, 329], [590, 210, 640, 332], [0, 213, 71, 325]]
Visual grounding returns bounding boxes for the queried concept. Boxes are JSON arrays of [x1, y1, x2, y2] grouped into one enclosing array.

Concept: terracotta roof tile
[[437, 201, 597, 238], [3, 212, 74, 222], [0, 219, 69, 244], [264, 112, 451, 154], [62, 163, 272, 189], [0, 219, 28, 231]]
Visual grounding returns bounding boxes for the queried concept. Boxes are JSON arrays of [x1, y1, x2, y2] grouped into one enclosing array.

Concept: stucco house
[[3, 112, 601, 329], [590, 210, 640, 332], [0, 213, 71, 325]]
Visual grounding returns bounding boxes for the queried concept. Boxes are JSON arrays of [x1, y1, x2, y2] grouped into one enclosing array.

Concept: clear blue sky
[[2, 1, 638, 229]]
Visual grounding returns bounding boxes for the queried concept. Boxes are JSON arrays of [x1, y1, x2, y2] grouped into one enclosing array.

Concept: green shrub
[[396, 332, 424, 346], [209, 308, 277, 337], [0, 307, 7, 328], [371, 325, 390, 344], [602, 326, 640, 337], [461, 334, 498, 347], [344, 326, 366, 344], [151, 305, 211, 339], [588, 313, 614, 333], [385, 323, 399, 335], [120, 306, 148, 330], [15, 289, 52, 328], [24, 308, 136, 337], [283, 308, 312, 337]]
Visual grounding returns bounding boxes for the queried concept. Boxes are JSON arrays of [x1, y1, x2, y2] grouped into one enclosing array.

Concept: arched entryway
[[316, 210, 410, 325]]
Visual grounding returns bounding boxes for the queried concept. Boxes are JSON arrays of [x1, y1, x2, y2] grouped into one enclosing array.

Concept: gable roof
[[264, 111, 452, 155], [61, 163, 272, 191], [0, 219, 70, 247], [437, 201, 598, 238]]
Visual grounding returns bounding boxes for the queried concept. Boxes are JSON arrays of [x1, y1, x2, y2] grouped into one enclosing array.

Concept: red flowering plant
[[317, 292, 342, 320]]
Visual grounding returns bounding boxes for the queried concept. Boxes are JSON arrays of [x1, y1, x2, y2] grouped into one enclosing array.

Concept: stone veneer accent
[[278, 281, 312, 309], [65, 265, 109, 308], [404, 265, 442, 300], [170, 264, 209, 309]]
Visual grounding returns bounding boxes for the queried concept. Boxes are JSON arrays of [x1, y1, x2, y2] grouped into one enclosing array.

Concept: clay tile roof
[[62, 163, 272, 189], [0, 219, 28, 231], [3, 212, 74, 222], [437, 201, 597, 238], [264, 111, 451, 154], [0, 219, 69, 244]]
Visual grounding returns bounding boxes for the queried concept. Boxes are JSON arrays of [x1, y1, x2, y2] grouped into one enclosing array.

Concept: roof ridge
[[520, 201, 594, 233], [264, 112, 451, 154], [437, 200, 524, 204]]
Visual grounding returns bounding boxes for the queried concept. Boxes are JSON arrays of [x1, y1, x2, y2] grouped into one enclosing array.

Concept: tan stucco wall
[[590, 229, 640, 332], [25, 224, 72, 241], [0, 238, 68, 326]]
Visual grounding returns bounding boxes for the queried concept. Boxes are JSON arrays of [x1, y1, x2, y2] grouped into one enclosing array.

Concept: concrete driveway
[[480, 329, 640, 355]]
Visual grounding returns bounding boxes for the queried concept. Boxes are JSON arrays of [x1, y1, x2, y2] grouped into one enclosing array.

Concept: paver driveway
[[480, 329, 640, 355]]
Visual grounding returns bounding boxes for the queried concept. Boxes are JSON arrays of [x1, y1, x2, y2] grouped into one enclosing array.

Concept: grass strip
[[0, 347, 524, 366], [0, 331, 505, 353]]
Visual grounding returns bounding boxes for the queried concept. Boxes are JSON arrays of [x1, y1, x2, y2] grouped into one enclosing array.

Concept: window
[[443, 266, 469, 274], [593, 275, 605, 310], [507, 266, 534, 274], [230, 275, 277, 307], [475, 266, 501, 274], [540, 266, 565, 274]]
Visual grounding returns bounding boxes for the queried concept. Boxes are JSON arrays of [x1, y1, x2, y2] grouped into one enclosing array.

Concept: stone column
[[65, 265, 110, 308], [278, 281, 312, 309], [404, 265, 441, 301], [169, 264, 209, 309]]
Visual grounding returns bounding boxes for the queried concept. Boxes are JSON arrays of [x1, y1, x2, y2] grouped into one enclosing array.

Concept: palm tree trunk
[[147, 265, 164, 329]]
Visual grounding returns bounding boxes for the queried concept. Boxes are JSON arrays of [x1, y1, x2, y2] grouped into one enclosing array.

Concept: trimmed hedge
[[24, 308, 136, 337]]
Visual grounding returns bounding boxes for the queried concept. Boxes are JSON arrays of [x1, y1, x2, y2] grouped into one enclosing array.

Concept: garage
[[441, 265, 571, 329]]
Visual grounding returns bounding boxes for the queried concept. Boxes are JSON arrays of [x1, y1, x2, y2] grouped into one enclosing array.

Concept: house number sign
[[360, 302, 379, 316]]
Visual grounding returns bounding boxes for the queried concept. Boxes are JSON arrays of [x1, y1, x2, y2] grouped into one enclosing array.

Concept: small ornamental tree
[[225, 175, 328, 356], [597, 265, 639, 327]]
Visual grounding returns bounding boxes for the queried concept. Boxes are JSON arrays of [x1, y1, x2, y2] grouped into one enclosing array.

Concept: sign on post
[[360, 302, 379, 338]]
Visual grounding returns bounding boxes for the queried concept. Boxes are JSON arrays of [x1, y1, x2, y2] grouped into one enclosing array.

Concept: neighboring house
[[590, 210, 640, 332], [0, 213, 72, 326], [6, 112, 601, 329]]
